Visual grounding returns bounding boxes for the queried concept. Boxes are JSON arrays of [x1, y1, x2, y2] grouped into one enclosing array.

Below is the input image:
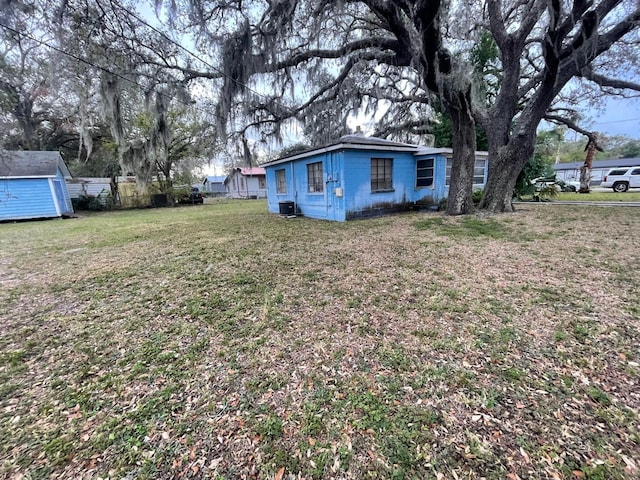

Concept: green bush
[[72, 194, 112, 211], [472, 189, 483, 205], [170, 186, 191, 204]]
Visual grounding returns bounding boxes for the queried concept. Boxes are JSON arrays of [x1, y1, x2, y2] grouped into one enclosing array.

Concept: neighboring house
[[0, 151, 74, 221], [66, 177, 113, 204], [262, 135, 488, 221], [202, 175, 226, 195], [553, 158, 640, 185], [225, 167, 267, 199]]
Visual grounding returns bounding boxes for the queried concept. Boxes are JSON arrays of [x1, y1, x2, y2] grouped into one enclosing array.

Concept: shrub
[[472, 189, 483, 205], [72, 194, 112, 211]]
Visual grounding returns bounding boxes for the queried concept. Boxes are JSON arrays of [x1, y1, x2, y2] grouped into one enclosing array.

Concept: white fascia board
[[49, 178, 62, 216], [414, 148, 489, 157], [0, 175, 55, 179]]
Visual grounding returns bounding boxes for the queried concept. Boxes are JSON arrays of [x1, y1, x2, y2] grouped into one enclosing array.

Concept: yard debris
[[0, 203, 638, 479]]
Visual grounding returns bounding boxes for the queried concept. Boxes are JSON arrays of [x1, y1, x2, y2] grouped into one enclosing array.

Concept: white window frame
[[307, 162, 324, 193], [445, 158, 487, 186], [276, 169, 286, 194], [416, 157, 435, 188]]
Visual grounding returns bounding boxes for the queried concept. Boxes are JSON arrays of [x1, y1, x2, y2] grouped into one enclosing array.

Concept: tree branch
[[544, 113, 604, 150], [578, 66, 640, 91], [266, 37, 409, 72], [373, 118, 433, 137]]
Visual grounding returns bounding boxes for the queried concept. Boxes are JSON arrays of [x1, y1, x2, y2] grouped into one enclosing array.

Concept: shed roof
[[552, 158, 640, 171], [237, 167, 266, 176], [0, 151, 71, 178], [204, 175, 226, 183]]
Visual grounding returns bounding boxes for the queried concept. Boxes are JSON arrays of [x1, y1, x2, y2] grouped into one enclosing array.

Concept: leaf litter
[[0, 203, 638, 479]]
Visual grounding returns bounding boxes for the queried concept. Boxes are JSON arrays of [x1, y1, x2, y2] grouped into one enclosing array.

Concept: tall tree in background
[[56, 0, 183, 192], [0, 0, 217, 192], [0, 1, 78, 151]]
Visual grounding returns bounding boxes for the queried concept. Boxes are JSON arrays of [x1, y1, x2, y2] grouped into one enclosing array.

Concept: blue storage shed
[[262, 135, 488, 221], [0, 151, 74, 221]]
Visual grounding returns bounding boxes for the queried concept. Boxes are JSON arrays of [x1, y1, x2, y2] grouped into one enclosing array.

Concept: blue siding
[[343, 150, 425, 219], [415, 154, 449, 203], [266, 164, 295, 213], [0, 166, 73, 221], [266, 152, 346, 221], [0, 178, 58, 221], [265, 148, 453, 221]]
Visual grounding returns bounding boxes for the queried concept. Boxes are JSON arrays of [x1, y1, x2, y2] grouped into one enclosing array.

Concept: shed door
[[53, 180, 71, 214]]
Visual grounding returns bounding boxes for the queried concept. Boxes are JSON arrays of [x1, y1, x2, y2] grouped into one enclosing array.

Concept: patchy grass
[[1, 201, 639, 479]]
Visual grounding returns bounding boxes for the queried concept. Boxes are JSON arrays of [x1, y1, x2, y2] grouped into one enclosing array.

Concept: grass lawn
[[1, 201, 639, 479], [557, 191, 640, 202]]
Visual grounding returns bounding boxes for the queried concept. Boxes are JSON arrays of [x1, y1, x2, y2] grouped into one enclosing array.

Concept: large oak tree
[[172, 0, 640, 213]]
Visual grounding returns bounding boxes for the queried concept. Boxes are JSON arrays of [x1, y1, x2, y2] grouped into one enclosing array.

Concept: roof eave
[[0, 174, 56, 179], [262, 142, 419, 167]]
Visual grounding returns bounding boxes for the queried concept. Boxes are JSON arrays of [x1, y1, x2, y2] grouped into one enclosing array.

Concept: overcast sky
[[589, 97, 640, 139]]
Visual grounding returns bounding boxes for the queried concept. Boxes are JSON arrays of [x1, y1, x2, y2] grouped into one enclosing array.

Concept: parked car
[[176, 187, 204, 204], [601, 166, 640, 192], [530, 176, 561, 201], [556, 179, 581, 192]]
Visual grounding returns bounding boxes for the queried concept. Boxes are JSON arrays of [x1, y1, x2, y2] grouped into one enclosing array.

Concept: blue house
[[202, 175, 227, 195], [0, 151, 74, 221], [262, 135, 488, 221]]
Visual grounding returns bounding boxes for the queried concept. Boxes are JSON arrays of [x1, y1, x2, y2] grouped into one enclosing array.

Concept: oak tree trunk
[[579, 165, 591, 193], [444, 88, 476, 216], [479, 155, 520, 213], [479, 134, 536, 213]]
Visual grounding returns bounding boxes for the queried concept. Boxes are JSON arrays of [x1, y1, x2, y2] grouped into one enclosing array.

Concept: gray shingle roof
[[262, 135, 419, 167], [552, 158, 640, 171], [204, 175, 226, 183], [337, 134, 417, 148], [0, 151, 70, 178]]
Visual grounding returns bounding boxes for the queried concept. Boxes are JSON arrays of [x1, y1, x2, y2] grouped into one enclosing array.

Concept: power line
[[112, 0, 296, 116], [1, 8, 302, 149], [593, 117, 640, 125], [0, 20, 201, 112]]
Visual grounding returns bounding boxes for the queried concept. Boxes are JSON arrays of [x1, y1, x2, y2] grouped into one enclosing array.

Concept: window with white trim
[[445, 158, 487, 186], [473, 159, 487, 184], [371, 158, 393, 192], [276, 169, 286, 194], [416, 158, 434, 187], [307, 162, 324, 193]]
